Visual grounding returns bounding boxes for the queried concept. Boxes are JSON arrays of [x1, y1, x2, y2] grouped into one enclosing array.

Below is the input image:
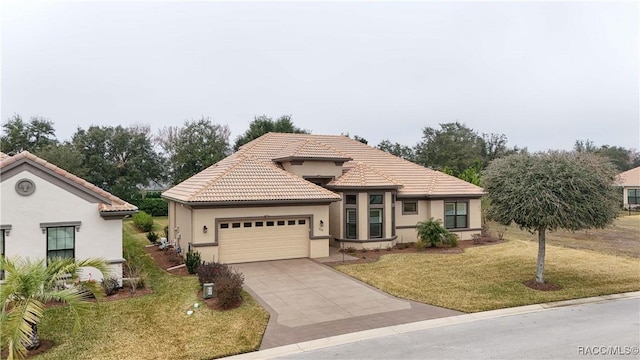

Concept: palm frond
[[1, 298, 44, 360]]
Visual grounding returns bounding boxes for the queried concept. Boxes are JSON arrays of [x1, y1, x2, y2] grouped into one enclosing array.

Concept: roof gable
[[0, 151, 137, 214], [618, 166, 640, 187], [327, 162, 402, 189], [162, 154, 341, 204]]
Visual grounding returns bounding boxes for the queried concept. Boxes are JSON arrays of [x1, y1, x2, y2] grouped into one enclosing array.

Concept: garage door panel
[[218, 220, 310, 264]]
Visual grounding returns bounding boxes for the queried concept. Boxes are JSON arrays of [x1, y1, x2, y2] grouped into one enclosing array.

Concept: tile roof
[[165, 132, 483, 203], [237, 133, 484, 197], [0, 151, 137, 213], [618, 166, 640, 187], [327, 162, 402, 189], [162, 153, 341, 203], [272, 139, 352, 162], [0, 152, 9, 161]]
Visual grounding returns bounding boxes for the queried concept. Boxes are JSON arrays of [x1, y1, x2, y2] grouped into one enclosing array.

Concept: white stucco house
[[0, 151, 138, 281], [162, 133, 483, 264]]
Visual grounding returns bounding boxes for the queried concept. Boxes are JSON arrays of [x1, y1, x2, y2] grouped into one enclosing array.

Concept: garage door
[[218, 218, 310, 264]]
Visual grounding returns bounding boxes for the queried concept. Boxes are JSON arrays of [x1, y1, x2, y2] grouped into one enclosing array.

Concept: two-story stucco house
[[0, 151, 138, 281], [162, 133, 484, 264]]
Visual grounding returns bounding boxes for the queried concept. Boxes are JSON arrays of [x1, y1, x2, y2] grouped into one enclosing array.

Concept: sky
[[1, 1, 638, 152]]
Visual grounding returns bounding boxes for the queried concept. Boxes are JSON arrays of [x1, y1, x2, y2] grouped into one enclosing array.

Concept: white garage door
[[218, 218, 310, 264]]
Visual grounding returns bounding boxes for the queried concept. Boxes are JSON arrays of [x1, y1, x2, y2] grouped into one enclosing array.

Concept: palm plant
[[0, 257, 109, 359], [416, 218, 455, 247]]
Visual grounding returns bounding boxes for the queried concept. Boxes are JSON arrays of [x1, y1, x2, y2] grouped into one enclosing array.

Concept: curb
[[224, 291, 640, 360]]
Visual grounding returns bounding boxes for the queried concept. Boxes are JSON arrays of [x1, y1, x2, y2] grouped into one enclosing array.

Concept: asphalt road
[[277, 298, 640, 360]]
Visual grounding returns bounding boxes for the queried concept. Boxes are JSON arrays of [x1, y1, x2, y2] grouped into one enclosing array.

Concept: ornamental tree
[[481, 151, 619, 284]]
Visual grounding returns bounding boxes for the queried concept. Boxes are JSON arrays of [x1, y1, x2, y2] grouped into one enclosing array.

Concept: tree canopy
[[574, 139, 639, 172], [233, 115, 309, 151], [0, 115, 57, 154], [157, 117, 231, 185], [482, 151, 619, 283], [376, 140, 416, 162]]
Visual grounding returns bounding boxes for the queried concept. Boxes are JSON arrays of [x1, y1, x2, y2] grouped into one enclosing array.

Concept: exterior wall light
[[203, 225, 208, 233]]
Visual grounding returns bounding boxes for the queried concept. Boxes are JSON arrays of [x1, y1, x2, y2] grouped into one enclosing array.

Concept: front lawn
[[335, 240, 640, 313], [34, 218, 269, 360]]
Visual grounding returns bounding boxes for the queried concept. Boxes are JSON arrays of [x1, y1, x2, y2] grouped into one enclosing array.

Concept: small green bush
[[102, 277, 120, 296], [416, 240, 426, 251], [471, 233, 482, 245], [447, 233, 459, 248], [132, 211, 154, 232], [146, 231, 159, 243], [416, 218, 452, 248], [196, 262, 227, 286], [185, 249, 202, 274]]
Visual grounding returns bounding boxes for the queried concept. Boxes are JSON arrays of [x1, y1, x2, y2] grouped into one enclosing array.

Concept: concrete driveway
[[233, 259, 461, 349]]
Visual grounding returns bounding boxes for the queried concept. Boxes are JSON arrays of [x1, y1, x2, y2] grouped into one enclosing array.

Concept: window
[[346, 194, 357, 205], [445, 201, 468, 229], [288, 220, 296, 225], [232, 223, 241, 228], [1, 230, 4, 280], [266, 221, 274, 226], [47, 226, 75, 260], [243, 222, 252, 228], [403, 201, 417, 214], [369, 194, 383, 205], [369, 209, 383, 238], [346, 208, 357, 239], [629, 189, 640, 205], [255, 222, 263, 227], [277, 220, 285, 226], [369, 194, 384, 238], [220, 223, 229, 229], [298, 219, 306, 225]]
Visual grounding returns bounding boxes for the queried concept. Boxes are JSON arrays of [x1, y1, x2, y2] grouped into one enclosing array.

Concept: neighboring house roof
[[0, 151, 138, 215], [0, 152, 9, 161], [165, 133, 483, 203], [162, 153, 342, 204], [618, 166, 640, 187]]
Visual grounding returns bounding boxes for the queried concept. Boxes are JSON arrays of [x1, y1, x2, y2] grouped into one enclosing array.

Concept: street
[[277, 298, 640, 360]]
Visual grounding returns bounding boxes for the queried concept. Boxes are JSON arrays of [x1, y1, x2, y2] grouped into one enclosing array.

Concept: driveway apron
[[232, 259, 461, 349]]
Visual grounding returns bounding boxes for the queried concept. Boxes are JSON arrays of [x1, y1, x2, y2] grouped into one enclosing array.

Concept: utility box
[[203, 283, 214, 299]]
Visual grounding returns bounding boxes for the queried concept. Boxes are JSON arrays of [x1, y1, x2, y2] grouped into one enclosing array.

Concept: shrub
[[196, 262, 228, 286], [416, 240, 426, 251], [162, 225, 169, 239], [386, 245, 393, 251], [102, 277, 120, 296], [132, 211, 154, 232], [146, 231, 159, 243], [447, 233, 459, 248], [416, 218, 452, 248], [471, 233, 482, 245], [138, 198, 168, 217], [344, 246, 357, 254], [215, 269, 244, 309], [185, 249, 202, 274]]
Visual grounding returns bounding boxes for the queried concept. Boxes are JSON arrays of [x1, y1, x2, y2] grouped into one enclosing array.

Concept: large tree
[[35, 142, 88, 179], [574, 139, 636, 172], [0, 257, 108, 359], [377, 140, 416, 162], [233, 115, 309, 151], [157, 117, 231, 185], [482, 151, 619, 284], [414, 122, 485, 175], [72, 125, 164, 200], [0, 115, 57, 154]]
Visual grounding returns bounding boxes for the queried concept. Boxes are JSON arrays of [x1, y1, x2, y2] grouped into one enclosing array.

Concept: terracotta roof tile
[[0, 151, 137, 213], [273, 139, 352, 162], [327, 162, 402, 189], [0, 152, 9, 161], [163, 154, 341, 203], [618, 166, 640, 187]]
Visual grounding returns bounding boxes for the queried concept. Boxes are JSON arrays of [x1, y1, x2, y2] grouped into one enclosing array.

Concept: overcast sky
[[1, 1, 638, 152]]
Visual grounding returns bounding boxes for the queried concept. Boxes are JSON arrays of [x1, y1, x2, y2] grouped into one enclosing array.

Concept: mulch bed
[[143, 245, 191, 276], [327, 238, 505, 265], [523, 279, 563, 291], [0, 340, 55, 359]]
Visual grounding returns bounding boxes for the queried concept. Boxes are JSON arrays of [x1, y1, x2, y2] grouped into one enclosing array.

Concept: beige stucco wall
[[170, 203, 331, 261], [329, 197, 342, 246], [281, 161, 343, 180], [0, 169, 124, 281], [173, 202, 193, 251]]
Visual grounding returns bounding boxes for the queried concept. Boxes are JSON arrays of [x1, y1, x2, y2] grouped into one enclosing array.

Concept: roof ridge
[[186, 153, 248, 202], [351, 161, 401, 185]]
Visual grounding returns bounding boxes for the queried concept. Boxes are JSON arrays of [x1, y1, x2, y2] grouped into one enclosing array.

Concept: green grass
[[335, 239, 640, 313], [35, 218, 269, 360]]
